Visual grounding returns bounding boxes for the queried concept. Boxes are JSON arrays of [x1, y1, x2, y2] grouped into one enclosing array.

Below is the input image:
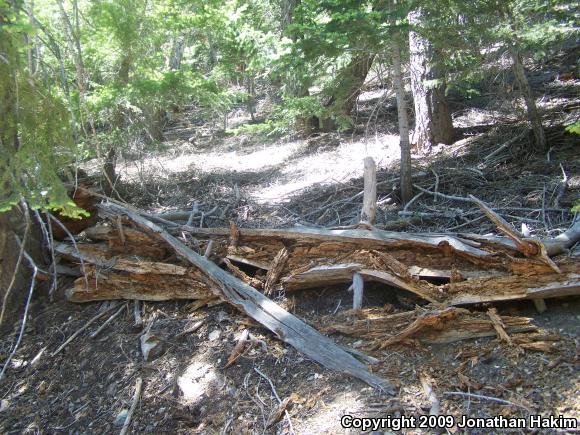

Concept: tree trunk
[[408, 9, 454, 152], [320, 54, 375, 131], [279, 0, 319, 134], [56, 0, 86, 103], [168, 35, 185, 71], [143, 107, 165, 142], [103, 146, 117, 197], [510, 48, 547, 152], [391, 37, 413, 205], [0, 207, 43, 334]]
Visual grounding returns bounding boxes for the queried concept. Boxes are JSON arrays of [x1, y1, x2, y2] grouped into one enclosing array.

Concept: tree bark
[[0, 207, 43, 334], [280, 0, 319, 134], [510, 48, 547, 152], [168, 35, 185, 71], [391, 37, 413, 205], [320, 54, 375, 131], [408, 9, 454, 152], [56, 0, 87, 105]]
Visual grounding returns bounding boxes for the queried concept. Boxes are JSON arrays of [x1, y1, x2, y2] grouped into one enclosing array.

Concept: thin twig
[[37, 210, 58, 297], [47, 212, 89, 290], [51, 303, 119, 356], [90, 303, 127, 338], [431, 169, 439, 203], [443, 391, 530, 411], [119, 377, 143, 435], [254, 367, 294, 434], [0, 238, 37, 381], [0, 201, 30, 328]]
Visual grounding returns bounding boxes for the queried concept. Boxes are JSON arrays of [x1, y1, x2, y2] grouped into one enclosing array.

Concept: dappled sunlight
[[115, 133, 401, 206], [293, 389, 365, 434], [118, 140, 303, 182], [177, 359, 219, 404], [253, 134, 400, 204]]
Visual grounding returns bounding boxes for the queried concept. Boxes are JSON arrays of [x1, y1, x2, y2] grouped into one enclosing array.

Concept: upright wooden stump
[[361, 157, 377, 225]]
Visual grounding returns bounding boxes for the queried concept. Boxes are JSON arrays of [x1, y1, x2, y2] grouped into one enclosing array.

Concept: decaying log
[[322, 307, 540, 347], [76, 220, 580, 306], [264, 247, 290, 295], [169, 225, 579, 305], [56, 243, 213, 303], [84, 224, 167, 259], [99, 202, 394, 392]]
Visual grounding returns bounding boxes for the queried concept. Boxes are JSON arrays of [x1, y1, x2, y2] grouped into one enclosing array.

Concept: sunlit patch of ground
[[251, 134, 400, 203], [292, 389, 365, 434], [115, 131, 401, 206]]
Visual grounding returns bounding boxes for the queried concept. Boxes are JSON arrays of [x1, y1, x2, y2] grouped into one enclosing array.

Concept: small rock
[[114, 409, 128, 427], [0, 399, 10, 413], [217, 311, 229, 323], [208, 330, 221, 341], [106, 383, 117, 397], [140, 332, 165, 361]]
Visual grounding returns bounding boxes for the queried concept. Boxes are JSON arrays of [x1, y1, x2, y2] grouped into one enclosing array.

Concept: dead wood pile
[[54, 199, 580, 389]]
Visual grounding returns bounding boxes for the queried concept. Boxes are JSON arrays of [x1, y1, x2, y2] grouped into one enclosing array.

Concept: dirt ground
[[1, 60, 579, 434]]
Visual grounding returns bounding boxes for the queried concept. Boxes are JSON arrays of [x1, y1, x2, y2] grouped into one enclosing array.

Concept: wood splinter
[[351, 272, 364, 310], [264, 247, 290, 295]]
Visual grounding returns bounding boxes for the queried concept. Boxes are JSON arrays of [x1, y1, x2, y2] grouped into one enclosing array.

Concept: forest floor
[[1, 58, 579, 434]]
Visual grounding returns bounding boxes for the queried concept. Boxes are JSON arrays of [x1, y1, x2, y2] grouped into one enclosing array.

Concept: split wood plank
[[175, 226, 493, 259]]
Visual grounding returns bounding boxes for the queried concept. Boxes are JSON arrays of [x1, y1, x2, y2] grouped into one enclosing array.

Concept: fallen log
[[85, 221, 580, 306], [322, 307, 539, 347], [99, 202, 394, 392], [56, 243, 213, 302]]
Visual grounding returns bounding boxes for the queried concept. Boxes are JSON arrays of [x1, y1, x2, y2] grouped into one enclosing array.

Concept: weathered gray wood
[[174, 226, 493, 259], [283, 263, 440, 303], [101, 203, 394, 393], [448, 280, 580, 305], [352, 273, 364, 309], [361, 157, 377, 224]]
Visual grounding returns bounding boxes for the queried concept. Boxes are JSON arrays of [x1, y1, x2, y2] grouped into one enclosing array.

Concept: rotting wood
[[469, 194, 560, 273], [264, 246, 290, 295], [225, 329, 250, 368], [487, 307, 513, 345], [76, 221, 580, 306], [65, 265, 213, 303], [100, 202, 394, 392], [322, 307, 540, 347], [57, 243, 213, 303], [223, 258, 264, 289]]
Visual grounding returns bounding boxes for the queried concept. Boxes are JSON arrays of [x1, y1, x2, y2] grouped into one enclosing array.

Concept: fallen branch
[[90, 303, 127, 339], [254, 367, 294, 433], [52, 303, 119, 357]]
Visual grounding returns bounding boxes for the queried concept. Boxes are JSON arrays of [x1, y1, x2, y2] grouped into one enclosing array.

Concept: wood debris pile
[[54, 197, 580, 389]]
